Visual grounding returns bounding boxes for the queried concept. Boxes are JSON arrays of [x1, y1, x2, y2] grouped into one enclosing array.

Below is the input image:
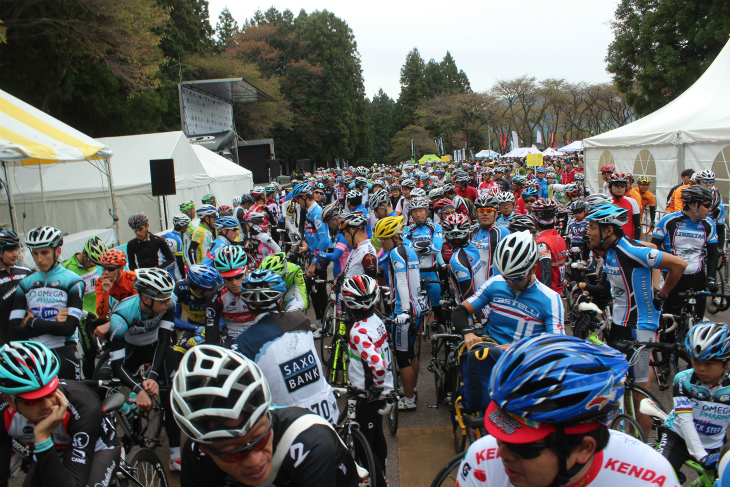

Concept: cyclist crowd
[[0, 154, 729, 487]]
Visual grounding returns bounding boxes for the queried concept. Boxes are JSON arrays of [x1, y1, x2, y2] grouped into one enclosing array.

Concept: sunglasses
[[15, 387, 58, 406], [102, 266, 120, 273], [611, 182, 627, 188], [223, 274, 245, 281], [205, 420, 273, 463], [476, 207, 496, 213], [523, 198, 537, 204], [503, 441, 550, 459], [700, 180, 715, 185], [314, 191, 325, 195], [149, 295, 172, 304], [505, 273, 529, 283], [700, 202, 713, 209], [133, 226, 146, 232]]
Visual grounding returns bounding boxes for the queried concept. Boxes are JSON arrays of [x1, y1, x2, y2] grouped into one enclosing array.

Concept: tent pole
[[105, 157, 121, 245], [38, 162, 48, 225], [2, 162, 18, 232]]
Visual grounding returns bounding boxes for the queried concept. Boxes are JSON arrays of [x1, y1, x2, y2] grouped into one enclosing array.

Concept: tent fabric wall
[[2, 131, 252, 243]]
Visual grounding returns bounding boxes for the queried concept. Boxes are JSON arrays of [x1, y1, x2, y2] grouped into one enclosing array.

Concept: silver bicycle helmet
[[133, 268, 175, 297], [25, 226, 63, 249], [494, 231, 538, 281]]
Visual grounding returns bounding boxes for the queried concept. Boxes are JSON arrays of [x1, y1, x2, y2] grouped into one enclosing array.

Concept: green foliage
[[389, 125, 432, 162], [606, 0, 730, 116], [215, 7, 239, 52], [367, 89, 397, 162]]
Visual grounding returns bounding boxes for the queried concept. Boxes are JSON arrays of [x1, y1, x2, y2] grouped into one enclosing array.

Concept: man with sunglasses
[[651, 185, 719, 321], [93, 249, 137, 338], [456, 334, 679, 487], [108, 267, 181, 470], [0, 341, 122, 487], [452, 231, 564, 350], [125, 212, 175, 272], [607, 173, 641, 240], [472, 195, 509, 282], [173, 346, 359, 487]]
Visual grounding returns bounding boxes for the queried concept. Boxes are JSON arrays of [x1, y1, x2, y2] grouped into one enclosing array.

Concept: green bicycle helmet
[[259, 252, 288, 276], [0, 341, 60, 398], [202, 193, 216, 205], [83, 235, 108, 265], [214, 246, 249, 277]]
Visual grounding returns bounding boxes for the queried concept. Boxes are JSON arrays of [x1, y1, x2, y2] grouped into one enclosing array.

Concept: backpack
[[457, 340, 502, 415]]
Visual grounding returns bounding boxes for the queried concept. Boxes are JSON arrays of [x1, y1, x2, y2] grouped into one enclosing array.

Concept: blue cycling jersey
[[536, 177, 548, 199], [388, 244, 429, 316], [471, 226, 509, 280], [352, 204, 373, 239], [565, 219, 589, 248], [305, 202, 332, 263], [653, 212, 717, 275], [201, 235, 233, 267], [449, 243, 488, 304], [495, 213, 514, 229], [163, 230, 185, 280], [9, 264, 84, 349], [466, 275, 564, 345], [403, 221, 443, 270], [603, 236, 663, 330]]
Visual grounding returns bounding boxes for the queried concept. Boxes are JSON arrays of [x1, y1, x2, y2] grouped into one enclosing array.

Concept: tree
[[606, 0, 730, 116], [389, 125, 432, 162], [396, 48, 427, 129], [215, 7, 239, 51], [367, 89, 397, 161]]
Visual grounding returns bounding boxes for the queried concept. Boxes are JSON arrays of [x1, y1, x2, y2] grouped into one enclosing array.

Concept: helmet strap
[[548, 427, 588, 487]]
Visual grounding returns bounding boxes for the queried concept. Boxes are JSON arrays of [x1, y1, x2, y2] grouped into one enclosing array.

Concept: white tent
[[504, 147, 542, 157], [584, 39, 730, 210], [475, 149, 500, 158], [542, 148, 566, 157], [558, 140, 583, 153], [5, 131, 253, 243]]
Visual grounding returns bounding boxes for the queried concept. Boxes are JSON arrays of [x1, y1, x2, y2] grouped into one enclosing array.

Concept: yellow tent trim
[[0, 126, 57, 160]]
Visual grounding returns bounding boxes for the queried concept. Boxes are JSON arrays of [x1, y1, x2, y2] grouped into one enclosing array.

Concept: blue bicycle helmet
[[0, 341, 60, 398], [187, 264, 223, 291], [240, 269, 287, 310], [585, 203, 629, 227], [214, 246, 248, 277], [489, 334, 628, 425], [214, 216, 240, 230], [240, 193, 255, 205], [521, 187, 539, 198], [291, 183, 312, 199], [686, 323, 730, 361], [196, 204, 219, 219]]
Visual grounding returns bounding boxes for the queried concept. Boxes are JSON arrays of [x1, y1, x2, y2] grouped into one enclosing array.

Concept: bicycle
[[430, 452, 464, 487], [318, 279, 348, 387], [571, 294, 609, 343], [428, 329, 463, 409], [706, 240, 728, 315], [333, 386, 384, 487], [10, 391, 169, 487], [381, 313, 400, 436]]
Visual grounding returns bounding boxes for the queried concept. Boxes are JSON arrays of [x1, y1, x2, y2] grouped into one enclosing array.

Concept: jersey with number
[[456, 430, 679, 487], [603, 236, 664, 330], [465, 275, 564, 345], [653, 211, 717, 275], [348, 313, 394, 394], [232, 311, 339, 424], [472, 226, 510, 281], [163, 230, 184, 280], [664, 369, 730, 451], [9, 264, 84, 348], [388, 244, 429, 317]]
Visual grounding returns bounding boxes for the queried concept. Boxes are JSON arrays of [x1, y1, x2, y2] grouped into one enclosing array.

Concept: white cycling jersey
[[343, 239, 377, 278], [457, 430, 679, 487]]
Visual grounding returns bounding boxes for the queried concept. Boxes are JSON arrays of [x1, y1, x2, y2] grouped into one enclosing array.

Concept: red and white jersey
[[456, 431, 679, 487], [478, 181, 496, 196], [348, 314, 394, 393]]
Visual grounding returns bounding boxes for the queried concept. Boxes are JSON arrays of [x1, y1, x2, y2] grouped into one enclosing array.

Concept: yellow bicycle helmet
[[374, 216, 406, 239]]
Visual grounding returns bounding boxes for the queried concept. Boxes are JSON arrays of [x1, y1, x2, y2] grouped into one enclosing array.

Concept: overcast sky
[[208, 0, 620, 100]]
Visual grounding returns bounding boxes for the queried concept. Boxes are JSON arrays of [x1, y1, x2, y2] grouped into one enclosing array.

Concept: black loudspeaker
[[235, 145, 271, 183], [296, 159, 311, 173], [270, 159, 281, 177], [150, 159, 176, 196]]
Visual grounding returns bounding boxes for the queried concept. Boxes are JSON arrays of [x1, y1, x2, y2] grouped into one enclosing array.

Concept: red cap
[[220, 269, 245, 278], [484, 402, 601, 444], [17, 376, 59, 400]]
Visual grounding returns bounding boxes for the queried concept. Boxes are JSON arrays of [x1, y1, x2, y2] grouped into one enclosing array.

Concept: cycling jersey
[[465, 275, 564, 345], [181, 407, 359, 487], [267, 198, 282, 226], [626, 187, 643, 211], [317, 234, 351, 278], [612, 194, 641, 239], [351, 204, 373, 239], [203, 284, 254, 345], [603, 236, 663, 330], [342, 239, 377, 279], [653, 212, 717, 275], [61, 255, 97, 315], [478, 181, 495, 195], [403, 222, 443, 270], [536, 177, 548, 198], [304, 202, 332, 263], [349, 313, 394, 395], [536, 228, 567, 294], [173, 280, 208, 329], [163, 229, 185, 280], [279, 262, 308, 312], [189, 223, 216, 264], [108, 295, 174, 392], [9, 264, 84, 349], [388, 244, 429, 317], [232, 310, 339, 424], [0, 381, 120, 487], [640, 190, 657, 216], [0, 265, 31, 345], [247, 231, 281, 267], [664, 369, 730, 459], [95, 270, 136, 320], [201, 235, 234, 266], [566, 219, 589, 250], [127, 233, 174, 271], [495, 213, 514, 229], [449, 243, 488, 304], [472, 226, 510, 281], [457, 430, 679, 487]]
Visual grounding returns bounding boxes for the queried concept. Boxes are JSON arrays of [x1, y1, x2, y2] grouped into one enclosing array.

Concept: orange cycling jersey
[[640, 190, 656, 215], [96, 270, 137, 319]]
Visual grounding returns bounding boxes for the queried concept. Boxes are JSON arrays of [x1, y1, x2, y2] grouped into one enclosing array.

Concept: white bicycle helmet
[[695, 169, 715, 181], [428, 187, 445, 200], [685, 323, 730, 361], [172, 213, 192, 228], [171, 345, 271, 443], [25, 226, 63, 249], [232, 195, 243, 207], [494, 231, 538, 281], [410, 188, 427, 198], [409, 196, 430, 211], [341, 275, 380, 311], [494, 191, 515, 204], [584, 193, 613, 208], [346, 189, 363, 201], [369, 189, 389, 210], [133, 268, 175, 297]]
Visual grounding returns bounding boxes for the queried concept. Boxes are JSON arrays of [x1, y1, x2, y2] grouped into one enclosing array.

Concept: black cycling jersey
[[126, 233, 174, 271], [181, 407, 359, 487], [0, 265, 31, 345], [0, 380, 120, 487]]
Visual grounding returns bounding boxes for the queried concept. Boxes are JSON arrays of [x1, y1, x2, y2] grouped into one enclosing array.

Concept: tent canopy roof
[[585, 39, 730, 148], [179, 78, 276, 104], [419, 154, 441, 162], [0, 88, 111, 165]]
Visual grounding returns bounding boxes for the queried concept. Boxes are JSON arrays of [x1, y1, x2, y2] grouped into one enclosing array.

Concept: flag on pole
[[549, 130, 555, 147], [410, 137, 415, 163], [536, 130, 543, 145], [511, 131, 519, 150]]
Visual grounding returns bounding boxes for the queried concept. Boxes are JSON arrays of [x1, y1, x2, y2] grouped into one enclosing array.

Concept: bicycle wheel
[[431, 325, 447, 407], [320, 301, 336, 358], [706, 266, 727, 314], [133, 396, 164, 449], [430, 453, 464, 487], [348, 427, 379, 487], [610, 414, 647, 443], [324, 336, 347, 387], [388, 355, 399, 436], [126, 447, 169, 487], [92, 349, 112, 381]]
